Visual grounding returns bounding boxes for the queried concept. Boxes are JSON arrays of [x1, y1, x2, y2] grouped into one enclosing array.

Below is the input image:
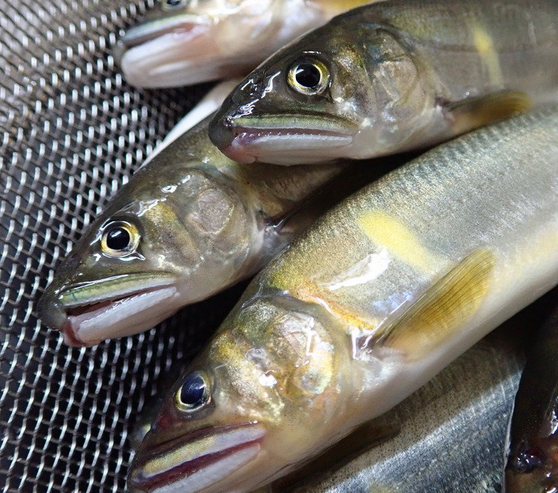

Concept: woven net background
[[0, 1, 544, 492]]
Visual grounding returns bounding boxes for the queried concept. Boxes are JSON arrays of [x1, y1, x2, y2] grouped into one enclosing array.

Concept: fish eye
[[101, 220, 140, 257], [163, 0, 187, 9], [287, 57, 330, 96], [175, 371, 211, 412]]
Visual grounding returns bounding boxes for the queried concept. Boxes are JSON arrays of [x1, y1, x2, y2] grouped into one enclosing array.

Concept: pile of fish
[[38, 0, 558, 492]]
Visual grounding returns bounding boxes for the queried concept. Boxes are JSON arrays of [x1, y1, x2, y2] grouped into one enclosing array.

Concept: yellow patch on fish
[[471, 23, 502, 85], [378, 249, 496, 360], [357, 210, 439, 273]]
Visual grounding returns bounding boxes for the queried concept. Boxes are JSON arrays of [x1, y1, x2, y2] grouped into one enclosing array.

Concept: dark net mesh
[[0, 1, 544, 492], [0, 1, 242, 491]]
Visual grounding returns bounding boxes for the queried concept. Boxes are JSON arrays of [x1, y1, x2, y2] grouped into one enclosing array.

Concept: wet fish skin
[[129, 108, 558, 493], [37, 116, 348, 347], [504, 293, 558, 493], [116, 0, 373, 88], [209, 0, 558, 165]]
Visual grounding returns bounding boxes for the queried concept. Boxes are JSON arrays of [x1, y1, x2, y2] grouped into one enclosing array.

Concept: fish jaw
[[209, 114, 357, 165], [128, 422, 267, 493], [38, 273, 182, 347], [116, 16, 241, 88]]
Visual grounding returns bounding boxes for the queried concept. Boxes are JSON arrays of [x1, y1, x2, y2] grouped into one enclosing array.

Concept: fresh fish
[[209, 0, 558, 165], [37, 115, 402, 347], [116, 0, 374, 88], [145, 79, 242, 164], [504, 292, 558, 493], [129, 107, 558, 493]]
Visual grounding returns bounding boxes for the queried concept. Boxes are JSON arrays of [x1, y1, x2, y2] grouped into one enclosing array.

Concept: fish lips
[[38, 273, 181, 347], [115, 14, 234, 88], [129, 422, 266, 493], [209, 114, 357, 165]]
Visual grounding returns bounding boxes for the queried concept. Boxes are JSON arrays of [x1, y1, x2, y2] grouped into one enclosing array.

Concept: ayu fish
[[505, 291, 558, 493], [209, 0, 558, 164], [116, 0, 373, 88], [37, 116, 358, 347], [129, 107, 558, 493]]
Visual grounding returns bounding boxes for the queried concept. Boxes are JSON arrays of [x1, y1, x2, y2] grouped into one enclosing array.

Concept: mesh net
[[0, 1, 245, 491], [0, 1, 536, 492]]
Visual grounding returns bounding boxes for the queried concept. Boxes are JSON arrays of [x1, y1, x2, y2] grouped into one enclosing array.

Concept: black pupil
[[294, 63, 322, 89], [106, 227, 131, 251], [180, 374, 206, 407], [166, 0, 183, 6]]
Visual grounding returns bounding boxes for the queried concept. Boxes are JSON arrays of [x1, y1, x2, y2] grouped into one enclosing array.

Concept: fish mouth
[[116, 14, 250, 87], [129, 422, 266, 493], [38, 273, 181, 347], [119, 14, 212, 51], [209, 115, 357, 165]]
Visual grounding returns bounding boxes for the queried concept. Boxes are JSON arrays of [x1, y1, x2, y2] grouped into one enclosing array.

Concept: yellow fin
[[379, 249, 496, 360], [447, 91, 532, 135]]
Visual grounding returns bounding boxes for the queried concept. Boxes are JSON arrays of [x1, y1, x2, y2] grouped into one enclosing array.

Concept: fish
[[115, 0, 375, 88], [504, 291, 558, 493], [37, 113, 405, 347], [128, 106, 558, 493], [208, 0, 558, 165]]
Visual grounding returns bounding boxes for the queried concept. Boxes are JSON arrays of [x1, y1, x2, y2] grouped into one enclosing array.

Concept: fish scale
[[130, 108, 558, 493], [210, 0, 558, 165]]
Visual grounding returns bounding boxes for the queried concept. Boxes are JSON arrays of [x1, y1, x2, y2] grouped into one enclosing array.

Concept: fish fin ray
[[444, 91, 532, 135], [375, 248, 496, 360]]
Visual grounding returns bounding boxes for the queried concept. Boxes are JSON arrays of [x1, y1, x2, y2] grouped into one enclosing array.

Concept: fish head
[[129, 296, 353, 492], [505, 438, 558, 493], [115, 0, 296, 87], [38, 158, 254, 347], [209, 16, 432, 165]]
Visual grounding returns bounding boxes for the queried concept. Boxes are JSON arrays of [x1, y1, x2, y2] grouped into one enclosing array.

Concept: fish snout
[[37, 289, 91, 347], [128, 422, 266, 493], [208, 112, 234, 150], [208, 114, 256, 164], [36, 289, 67, 332]]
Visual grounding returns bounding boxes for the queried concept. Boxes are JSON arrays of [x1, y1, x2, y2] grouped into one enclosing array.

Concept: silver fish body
[[116, 0, 373, 88], [129, 108, 558, 493], [209, 0, 558, 164], [37, 116, 348, 346]]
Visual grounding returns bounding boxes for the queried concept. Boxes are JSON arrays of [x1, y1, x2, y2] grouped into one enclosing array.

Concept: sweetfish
[[37, 116, 359, 347], [129, 106, 558, 493], [116, 0, 374, 88], [505, 290, 558, 493], [209, 0, 558, 164]]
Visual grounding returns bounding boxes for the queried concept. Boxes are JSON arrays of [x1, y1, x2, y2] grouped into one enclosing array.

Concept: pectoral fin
[[446, 91, 531, 135], [379, 249, 495, 360]]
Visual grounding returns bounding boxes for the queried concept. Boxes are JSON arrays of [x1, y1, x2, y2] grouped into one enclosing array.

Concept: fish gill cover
[[0, 0, 535, 492]]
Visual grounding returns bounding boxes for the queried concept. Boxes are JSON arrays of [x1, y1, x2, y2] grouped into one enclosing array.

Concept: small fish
[[209, 0, 558, 165], [37, 115, 401, 347], [36, 115, 350, 346], [504, 292, 558, 493], [116, 0, 373, 88], [128, 107, 558, 493]]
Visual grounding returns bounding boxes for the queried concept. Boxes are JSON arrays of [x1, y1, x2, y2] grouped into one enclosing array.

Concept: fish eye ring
[[287, 57, 330, 96], [101, 220, 140, 258], [163, 0, 187, 9], [175, 371, 211, 412]]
